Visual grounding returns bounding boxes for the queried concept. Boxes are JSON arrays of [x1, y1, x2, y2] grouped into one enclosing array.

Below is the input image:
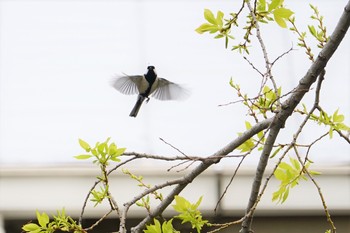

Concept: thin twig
[[159, 137, 189, 158], [83, 210, 113, 231], [270, 46, 295, 66], [78, 157, 136, 225], [293, 147, 336, 233], [243, 56, 264, 76]]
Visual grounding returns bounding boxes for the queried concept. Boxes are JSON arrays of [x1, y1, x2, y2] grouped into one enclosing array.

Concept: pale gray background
[[0, 0, 349, 167]]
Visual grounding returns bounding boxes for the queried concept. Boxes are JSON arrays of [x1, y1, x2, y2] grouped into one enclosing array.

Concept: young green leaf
[[195, 23, 219, 34], [144, 219, 162, 233], [216, 11, 224, 27], [36, 211, 49, 228], [268, 0, 283, 12], [74, 154, 93, 160], [308, 25, 317, 37], [78, 139, 91, 152], [204, 9, 217, 24], [273, 8, 294, 28], [22, 223, 40, 232]]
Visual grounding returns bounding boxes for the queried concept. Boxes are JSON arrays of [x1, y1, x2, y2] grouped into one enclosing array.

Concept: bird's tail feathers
[[129, 95, 146, 117]]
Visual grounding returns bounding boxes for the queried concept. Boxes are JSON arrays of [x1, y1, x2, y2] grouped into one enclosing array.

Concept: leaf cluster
[[196, 0, 294, 52], [195, 9, 233, 48], [75, 137, 125, 166], [144, 196, 209, 233], [237, 121, 265, 153], [122, 169, 164, 213], [272, 157, 320, 204], [301, 105, 350, 139], [22, 209, 85, 233], [289, 4, 330, 61], [230, 80, 282, 122]]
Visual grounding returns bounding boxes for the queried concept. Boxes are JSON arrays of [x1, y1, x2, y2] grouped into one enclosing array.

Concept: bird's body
[[112, 66, 188, 117]]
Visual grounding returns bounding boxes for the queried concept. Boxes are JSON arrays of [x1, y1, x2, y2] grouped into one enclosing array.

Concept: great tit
[[112, 66, 188, 117]]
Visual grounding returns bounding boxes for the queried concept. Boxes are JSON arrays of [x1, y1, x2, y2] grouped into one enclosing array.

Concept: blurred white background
[[0, 0, 349, 166]]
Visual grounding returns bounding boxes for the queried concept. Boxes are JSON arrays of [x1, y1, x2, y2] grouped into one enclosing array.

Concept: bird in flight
[[112, 66, 189, 117]]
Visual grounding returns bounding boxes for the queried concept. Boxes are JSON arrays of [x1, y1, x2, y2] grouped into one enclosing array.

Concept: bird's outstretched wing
[[111, 75, 143, 95], [151, 78, 190, 101]]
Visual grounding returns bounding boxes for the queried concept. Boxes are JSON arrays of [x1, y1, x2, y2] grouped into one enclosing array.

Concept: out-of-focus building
[[0, 165, 349, 232]]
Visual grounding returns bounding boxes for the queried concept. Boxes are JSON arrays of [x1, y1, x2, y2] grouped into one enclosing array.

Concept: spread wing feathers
[[111, 75, 143, 95], [151, 78, 190, 101]]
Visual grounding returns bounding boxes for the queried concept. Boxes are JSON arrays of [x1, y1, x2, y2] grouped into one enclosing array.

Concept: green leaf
[[194, 196, 203, 209], [308, 25, 317, 37], [204, 9, 217, 25], [272, 189, 281, 202], [22, 223, 40, 232], [257, 0, 267, 12], [270, 145, 282, 158], [329, 127, 334, 139], [98, 142, 106, 154], [273, 8, 294, 28], [74, 154, 92, 160], [274, 7, 294, 18], [310, 170, 321, 176], [216, 11, 224, 27], [108, 143, 117, 156], [245, 121, 252, 130], [257, 130, 264, 140], [195, 23, 219, 34], [79, 139, 91, 152], [333, 109, 344, 123], [274, 169, 287, 181], [214, 34, 224, 39], [144, 219, 162, 233], [36, 211, 49, 228], [278, 162, 293, 170], [281, 187, 290, 203], [162, 219, 179, 233], [237, 138, 254, 152], [115, 147, 126, 156], [172, 196, 189, 213], [290, 157, 300, 170], [268, 0, 283, 12]]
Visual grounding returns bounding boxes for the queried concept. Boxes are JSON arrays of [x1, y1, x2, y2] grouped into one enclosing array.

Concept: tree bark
[[240, 1, 350, 232]]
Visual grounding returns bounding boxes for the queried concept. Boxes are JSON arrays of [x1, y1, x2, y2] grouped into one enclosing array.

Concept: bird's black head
[[147, 66, 155, 70]]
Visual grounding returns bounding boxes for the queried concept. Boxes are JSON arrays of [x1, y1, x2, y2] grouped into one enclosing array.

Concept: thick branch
[[241, 1, 350, 232], [130, 118, 272, 233]]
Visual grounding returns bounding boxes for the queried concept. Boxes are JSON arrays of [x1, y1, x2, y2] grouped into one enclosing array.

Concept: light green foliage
[[123, 168, 164, 212], [75, 138, 126, 207], [262, 0, 294, 28], [272, 157, 320, 203], [301, 105, 350, 139], [195, 9, 233, 48], [144, 219, 179, 233], [75, 137, 125, 166], [172, 196, 208, 233], [289, 4, 329, 61], [237, 121, 265, 153], [230, 79, 282, 120], [144, 196, 209, 233], [196, 0, 293, 52], [309, 4, 329, 48], [255, 86, 282, 117], [90, 186, 109, 207], [22, 209, 85, 233]]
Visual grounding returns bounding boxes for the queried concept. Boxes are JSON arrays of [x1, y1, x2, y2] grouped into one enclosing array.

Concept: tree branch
[[130, 118, 272, 233], [240, 1, 350, 232]]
